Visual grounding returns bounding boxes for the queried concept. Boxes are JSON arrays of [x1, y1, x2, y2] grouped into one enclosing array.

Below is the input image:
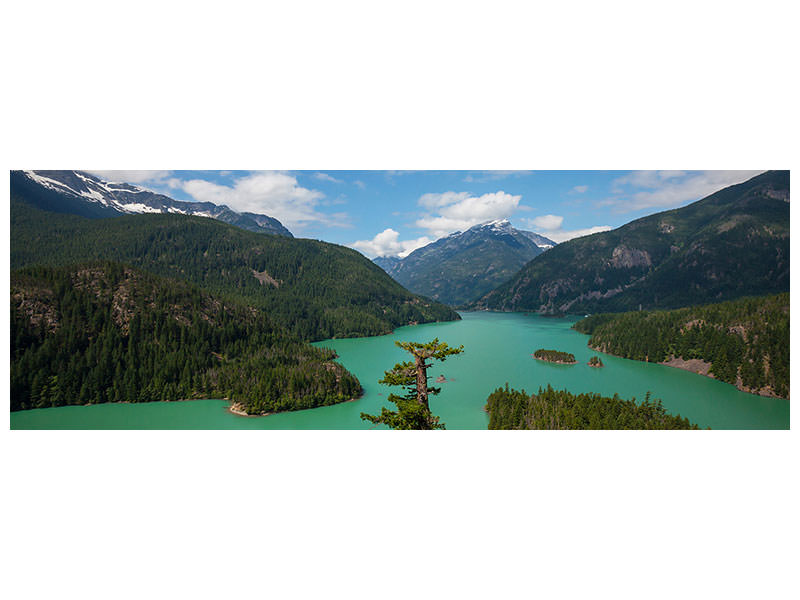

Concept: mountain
[[372, 219, 556, 306], [10, 170, 293, 237], [11, 200, 460, 341], [11, 262, 361, 414], [472, 170, 789, 314], [372, 255, 403, 277]]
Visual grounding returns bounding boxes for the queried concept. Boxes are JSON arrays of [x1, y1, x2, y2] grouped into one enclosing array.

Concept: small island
[[588, 356, 604, 368], [532, 349, 577, 364]]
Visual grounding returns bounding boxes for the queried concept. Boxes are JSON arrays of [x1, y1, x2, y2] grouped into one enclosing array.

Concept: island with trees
[[573, 293, 789, 398], [532, 349, 577, 364], [486, 384, 700, 430], [588, 356, 604, 368]]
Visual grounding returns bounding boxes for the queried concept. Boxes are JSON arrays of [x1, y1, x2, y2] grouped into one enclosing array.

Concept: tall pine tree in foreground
[[361, 338, 464, 430]]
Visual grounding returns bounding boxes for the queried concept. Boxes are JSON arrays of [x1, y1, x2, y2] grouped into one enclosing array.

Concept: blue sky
[[88, 170, 764, 257]]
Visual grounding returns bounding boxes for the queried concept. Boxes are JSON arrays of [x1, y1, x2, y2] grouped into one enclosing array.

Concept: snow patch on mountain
[[23, 171, 76, 195], [16, 170, 293, 237], [79, 188, 106, 203], [117, 203, 163, 214]]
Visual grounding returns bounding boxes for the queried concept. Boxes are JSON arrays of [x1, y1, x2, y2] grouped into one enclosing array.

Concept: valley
[[11, 312, 789, 430]]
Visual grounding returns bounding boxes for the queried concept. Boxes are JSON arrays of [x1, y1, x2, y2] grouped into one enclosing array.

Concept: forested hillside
[[573, 294, 789, 398], [11, 262, 362, 413], [486, 385, 699, 429], [473, 170, 789, 314], [11, 200, 459, 341]]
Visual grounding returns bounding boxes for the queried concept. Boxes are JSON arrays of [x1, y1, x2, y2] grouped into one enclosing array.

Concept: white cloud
[[519, 215, 612, 243], [176, 171, 334, 231], [86, 170, 172, 184], [314, 172, 343, 184], [353, 180, 366, 189], [607, 170, 765, 211], [351, 228, 432, 258], [543, 225, 613, 243], [572, 185, 588, 193], [527, 214, 564, 230], [416, 190, 522, 238]]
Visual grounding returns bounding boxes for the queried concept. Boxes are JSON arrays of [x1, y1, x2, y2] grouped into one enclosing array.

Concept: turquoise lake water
[[10, 311, 789, 430]]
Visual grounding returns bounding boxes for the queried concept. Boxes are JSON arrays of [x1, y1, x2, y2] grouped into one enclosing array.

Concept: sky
[[87, 170, 765, 258]]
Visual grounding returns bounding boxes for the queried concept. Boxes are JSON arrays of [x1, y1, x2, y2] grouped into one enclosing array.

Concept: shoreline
[[588, 345, 785, 400], [532, 356, 577, 365], [227, 395, 363, 418], [15, 394, 361, 417]]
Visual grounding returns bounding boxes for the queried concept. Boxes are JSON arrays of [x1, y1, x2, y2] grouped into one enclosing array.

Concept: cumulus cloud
[[351, 228, 432, 258], [572, 185, 588, 193], [527, 214, 564, 230], [607, 170, 765, 211], [176, 171, 335, 231], [520, 215, 612, 243], [87, 170, 172, 184], [416, 190, 522, 238]]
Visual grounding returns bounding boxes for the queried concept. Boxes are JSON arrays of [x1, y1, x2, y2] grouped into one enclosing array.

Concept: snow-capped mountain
[[372, 219, 556, 306], [470, 219, 555, 249], [11, 170, 293, 237]]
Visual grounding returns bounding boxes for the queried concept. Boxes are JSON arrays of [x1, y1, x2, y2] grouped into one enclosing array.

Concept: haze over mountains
[[11, 170, 293, 237], [373, 219, 555, 306], [471, 170, 789, 314]]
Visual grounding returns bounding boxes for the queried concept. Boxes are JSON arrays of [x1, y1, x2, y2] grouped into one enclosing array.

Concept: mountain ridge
[[11, 199, 459, 341], [471, 170, 789, 314], [11, 170, 293, 237]]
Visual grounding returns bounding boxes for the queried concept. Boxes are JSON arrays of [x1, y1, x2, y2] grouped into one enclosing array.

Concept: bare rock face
[[251, 269, 281, 288], [610, 245, 652, 269], [764, 187, 789, 202]]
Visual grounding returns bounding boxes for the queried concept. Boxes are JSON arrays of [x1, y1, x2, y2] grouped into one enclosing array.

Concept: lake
[[10, 311, 789, 429]]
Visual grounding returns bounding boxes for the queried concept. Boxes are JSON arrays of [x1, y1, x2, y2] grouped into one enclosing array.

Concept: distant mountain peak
[[373, 220, 556, 306], [470, 218, 512, 232], [13, 170, 293, 237]]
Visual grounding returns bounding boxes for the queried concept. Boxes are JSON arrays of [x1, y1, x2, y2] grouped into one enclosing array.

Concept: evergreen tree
[[10, 262, 363, 414], [486, 385, 700, 430], [361, 338, 464, 430], [573, 293, 789, 398]]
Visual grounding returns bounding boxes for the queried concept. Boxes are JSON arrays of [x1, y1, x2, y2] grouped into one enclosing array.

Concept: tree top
[[395, 338, 464, 361]]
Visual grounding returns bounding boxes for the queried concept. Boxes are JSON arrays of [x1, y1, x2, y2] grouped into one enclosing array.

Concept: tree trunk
[[414, 355, 429, 409]]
